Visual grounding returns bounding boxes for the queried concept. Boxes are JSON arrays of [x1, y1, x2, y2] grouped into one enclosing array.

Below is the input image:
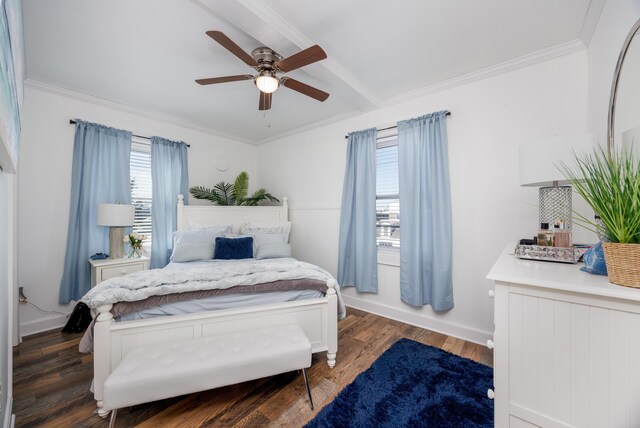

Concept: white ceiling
[[22, 0, 600, 144]]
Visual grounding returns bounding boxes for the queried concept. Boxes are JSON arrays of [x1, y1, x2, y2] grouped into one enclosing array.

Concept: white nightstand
[[89, 256, 150, 287]]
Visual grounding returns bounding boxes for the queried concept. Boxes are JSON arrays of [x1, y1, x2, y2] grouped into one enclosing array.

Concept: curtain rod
[[344, 111, 451, 139], [69, 119, 191, 147]]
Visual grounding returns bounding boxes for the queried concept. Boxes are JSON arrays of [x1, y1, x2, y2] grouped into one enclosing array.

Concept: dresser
[[89, 256, 149, 287], [487, 244, 640, 428]]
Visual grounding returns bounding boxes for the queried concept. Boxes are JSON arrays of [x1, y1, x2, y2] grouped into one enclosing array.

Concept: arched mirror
[[609, 18, 640, 151]]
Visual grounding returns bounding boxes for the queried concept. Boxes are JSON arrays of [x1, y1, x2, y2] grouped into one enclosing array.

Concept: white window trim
[[377, 248, 400, 267]]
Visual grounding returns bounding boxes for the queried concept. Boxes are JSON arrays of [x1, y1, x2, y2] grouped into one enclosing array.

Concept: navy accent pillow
[[214, 237, 254, 260]]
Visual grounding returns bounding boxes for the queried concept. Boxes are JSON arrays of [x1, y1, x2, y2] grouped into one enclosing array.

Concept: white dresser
[[487, 245, 640, 428]]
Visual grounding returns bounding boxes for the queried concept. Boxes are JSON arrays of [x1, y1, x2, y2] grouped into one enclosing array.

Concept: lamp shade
[[519, 133, 598, 187], [97, 203, 134, 227]]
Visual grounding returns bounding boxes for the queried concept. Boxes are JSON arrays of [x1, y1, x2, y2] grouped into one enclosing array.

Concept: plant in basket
[[559, 146, 640, 287]]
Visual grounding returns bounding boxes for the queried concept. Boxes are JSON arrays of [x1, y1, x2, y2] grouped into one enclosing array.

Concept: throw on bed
[[82, 258, 344, 311]]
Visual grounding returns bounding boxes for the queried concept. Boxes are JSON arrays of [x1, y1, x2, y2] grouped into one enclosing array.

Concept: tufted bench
[[102, 324, 313, 427]]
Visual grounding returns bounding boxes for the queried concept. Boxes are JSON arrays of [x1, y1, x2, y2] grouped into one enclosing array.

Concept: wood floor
[[13, 308, 493, 427]]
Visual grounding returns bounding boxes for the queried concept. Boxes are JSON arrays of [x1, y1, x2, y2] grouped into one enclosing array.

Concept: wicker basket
[[602, 242, 640, 288]]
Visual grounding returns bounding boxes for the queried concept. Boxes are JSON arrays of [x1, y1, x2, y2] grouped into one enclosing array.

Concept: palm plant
[[558, 146, 640, 244], [189, 171, 280, 206]]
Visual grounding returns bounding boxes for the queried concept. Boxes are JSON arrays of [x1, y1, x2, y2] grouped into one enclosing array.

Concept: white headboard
[[176, 194, 289, 232]]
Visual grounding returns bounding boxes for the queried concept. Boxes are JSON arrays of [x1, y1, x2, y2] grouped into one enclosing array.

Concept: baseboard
[[342, 295, 492, 346], [2, 396, 13, 428], [19, 314, 67, 337]]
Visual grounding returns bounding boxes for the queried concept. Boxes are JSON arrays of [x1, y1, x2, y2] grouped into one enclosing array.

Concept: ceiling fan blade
[[196, 75, 254, 85], [281, 78, 329, 102], [206, 31, 259, 68], [275, 45, 327, 73], [259, 91, 272, 111]]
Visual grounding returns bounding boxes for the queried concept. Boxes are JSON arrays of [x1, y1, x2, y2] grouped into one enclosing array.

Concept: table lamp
[[519, 133, 597, 230], [97, 203, 135, 259]]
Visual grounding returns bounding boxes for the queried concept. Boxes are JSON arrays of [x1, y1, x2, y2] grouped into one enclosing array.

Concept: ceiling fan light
[[255, 73, 280, 94]]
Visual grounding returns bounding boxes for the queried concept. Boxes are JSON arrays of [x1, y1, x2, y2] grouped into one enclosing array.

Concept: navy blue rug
[[306, 338, 493, 428]]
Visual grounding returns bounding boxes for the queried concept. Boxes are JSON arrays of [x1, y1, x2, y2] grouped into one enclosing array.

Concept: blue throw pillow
[[580, 241, 608, 276], [214, 237, 254, 260]]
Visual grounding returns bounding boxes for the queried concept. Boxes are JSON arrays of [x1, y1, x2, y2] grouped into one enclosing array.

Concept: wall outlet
[[18, 286, 27, 303]]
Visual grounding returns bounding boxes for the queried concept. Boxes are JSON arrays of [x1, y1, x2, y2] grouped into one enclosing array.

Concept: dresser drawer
[[100, 262, 146, 281]]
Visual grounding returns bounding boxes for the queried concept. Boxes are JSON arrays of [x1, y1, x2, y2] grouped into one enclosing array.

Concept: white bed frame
[[92, 195, 338, 416]]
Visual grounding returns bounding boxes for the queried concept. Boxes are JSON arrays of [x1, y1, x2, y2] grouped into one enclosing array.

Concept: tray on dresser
[[514, 244, 589, 264]]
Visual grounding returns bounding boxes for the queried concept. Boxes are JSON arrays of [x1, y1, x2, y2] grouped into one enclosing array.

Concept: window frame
[[130, 138, 153, 251], [375, 134, 400, 256]]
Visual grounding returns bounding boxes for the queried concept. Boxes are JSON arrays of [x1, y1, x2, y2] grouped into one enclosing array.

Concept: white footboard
[[93, 279, 338, 413]]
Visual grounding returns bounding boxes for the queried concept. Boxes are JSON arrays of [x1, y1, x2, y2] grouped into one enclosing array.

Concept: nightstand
[[89, 256, 149, 287]]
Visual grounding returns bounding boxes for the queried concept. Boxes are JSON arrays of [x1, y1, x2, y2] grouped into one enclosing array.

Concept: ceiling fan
[[196, 31, 330, 111]]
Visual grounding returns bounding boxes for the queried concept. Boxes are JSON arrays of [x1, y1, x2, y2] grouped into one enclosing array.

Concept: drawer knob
[[487, 388, 495, 399], [121, 270, 127, 275], [488, 289, 495, 298], [486, 339, 494, 350]]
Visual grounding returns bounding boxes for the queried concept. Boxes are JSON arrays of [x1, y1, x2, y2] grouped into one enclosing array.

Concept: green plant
[[558, 146, 640, 244], [189, 171, 280, 206]]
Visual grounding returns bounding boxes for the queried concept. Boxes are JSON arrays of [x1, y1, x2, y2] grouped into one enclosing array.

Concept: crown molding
[[24, 79, 254, 145], [386, 39, 586, 106], [258, 39, 587, 144], [26, 36, 587, 147], [580, 0, 606, 47]]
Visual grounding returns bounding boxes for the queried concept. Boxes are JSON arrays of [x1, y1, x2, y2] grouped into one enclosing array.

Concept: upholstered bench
[[103, 324, 314, 427]]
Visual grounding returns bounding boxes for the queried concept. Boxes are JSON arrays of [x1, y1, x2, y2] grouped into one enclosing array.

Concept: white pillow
[[170, 226, 231, 262], [255, 243, 292, 259], [252, 232, 289, 248], [240, 222, 291, 242]]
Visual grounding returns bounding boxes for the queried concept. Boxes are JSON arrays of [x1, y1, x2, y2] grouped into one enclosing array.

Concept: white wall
[[257, 51, 589, 344], [587, 0, 640, 143], [17, 83, 259, 335]]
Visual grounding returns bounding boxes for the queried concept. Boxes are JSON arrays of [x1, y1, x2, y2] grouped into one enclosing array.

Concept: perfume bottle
[[553, 221, 572, 248], [537, 223, 554, 246]]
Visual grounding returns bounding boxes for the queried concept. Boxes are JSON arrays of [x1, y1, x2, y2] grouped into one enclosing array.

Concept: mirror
[[609, 18, 640, 152]]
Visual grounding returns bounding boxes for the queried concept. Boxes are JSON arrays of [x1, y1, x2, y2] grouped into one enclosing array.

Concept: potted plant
[[189, 171, 279, 206], [559, 146, 640, 287]]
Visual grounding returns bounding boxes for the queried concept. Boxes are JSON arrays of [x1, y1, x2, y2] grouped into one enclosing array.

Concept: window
[[376, 136, 399, 249], [130, 140, 152, 249]]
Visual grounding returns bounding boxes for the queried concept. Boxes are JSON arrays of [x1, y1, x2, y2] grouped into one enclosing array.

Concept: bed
[[88, 195, 339, 416]]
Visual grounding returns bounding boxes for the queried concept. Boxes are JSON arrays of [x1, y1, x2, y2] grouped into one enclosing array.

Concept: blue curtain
[[59, 120, 131, 303], [337, 128, 378, 293], [151, 136, 189, 269], [398, 111, 453, 311]]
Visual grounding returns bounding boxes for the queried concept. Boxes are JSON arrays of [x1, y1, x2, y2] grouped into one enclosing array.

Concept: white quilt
[[81, 258, 345, 317]]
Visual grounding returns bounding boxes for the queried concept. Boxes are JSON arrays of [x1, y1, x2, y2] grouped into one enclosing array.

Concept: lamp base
[[539, 185, 572, 228], [109, 226, 126, 259]]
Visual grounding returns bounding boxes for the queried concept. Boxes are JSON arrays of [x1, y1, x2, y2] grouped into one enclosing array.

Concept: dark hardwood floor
[[13, 308, 493, 427]]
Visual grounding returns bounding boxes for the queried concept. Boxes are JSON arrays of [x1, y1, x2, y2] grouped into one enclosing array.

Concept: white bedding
[[82, 258, 346, 318], [117, 289, 324, 321]]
